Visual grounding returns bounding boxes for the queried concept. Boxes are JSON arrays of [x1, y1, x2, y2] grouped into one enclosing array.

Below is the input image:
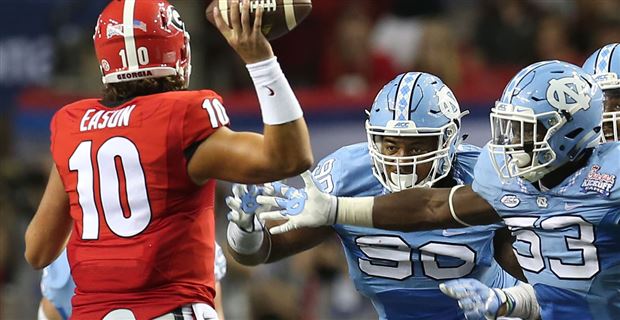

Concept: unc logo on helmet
[[546, 76, 591, 113], [366, 72, 465, 191], [437, 86, 460, 119], [489, 60, 604, 182]]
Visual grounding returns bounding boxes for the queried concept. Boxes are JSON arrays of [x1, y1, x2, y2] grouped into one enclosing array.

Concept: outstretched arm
[[257, 172, 501, 234], [371, 185, 501, 231], [188, 0, 312, 185], [225, 183, 332, 265]]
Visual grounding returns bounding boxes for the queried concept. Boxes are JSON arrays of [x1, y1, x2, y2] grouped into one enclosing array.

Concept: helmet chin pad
[[511, 152, 532, 168], [387, 172, 418, 191]]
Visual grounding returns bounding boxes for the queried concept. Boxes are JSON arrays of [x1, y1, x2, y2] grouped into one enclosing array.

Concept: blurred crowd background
[[2, 0, 620, 319]]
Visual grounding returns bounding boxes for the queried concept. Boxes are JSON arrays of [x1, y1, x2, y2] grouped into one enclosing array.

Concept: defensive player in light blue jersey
[[256, 61, 619, 320], [583, 43, 620, 142], [38, 244, 228, 320], [225, 72, 521, 320], [38, 249, 74, 320], [438, 42, 620, 320]]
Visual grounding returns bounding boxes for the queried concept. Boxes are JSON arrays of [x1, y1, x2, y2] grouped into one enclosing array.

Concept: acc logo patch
[[392, 122, 411, 129], [501, 194, 520, 208], [580, 165, 616, 197]]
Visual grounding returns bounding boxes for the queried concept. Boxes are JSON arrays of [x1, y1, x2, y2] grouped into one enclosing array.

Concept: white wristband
[[335, 197, 374, 227], [246, 56, 303, 125], [227, 220, 264, 255], [449, 185, 472, 227]]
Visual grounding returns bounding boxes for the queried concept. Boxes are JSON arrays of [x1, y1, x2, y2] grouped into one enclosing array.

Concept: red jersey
[[49, 90, 230, 319]]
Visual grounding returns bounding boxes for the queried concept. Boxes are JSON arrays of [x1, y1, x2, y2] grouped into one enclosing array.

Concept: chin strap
[[388, 172, 416, 191]]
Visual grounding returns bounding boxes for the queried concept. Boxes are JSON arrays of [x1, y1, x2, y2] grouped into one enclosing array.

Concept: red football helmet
[[93, 0, 191, 87]]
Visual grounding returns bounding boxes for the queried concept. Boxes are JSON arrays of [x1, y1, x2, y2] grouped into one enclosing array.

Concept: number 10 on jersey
[[69, 137, 152, 239]]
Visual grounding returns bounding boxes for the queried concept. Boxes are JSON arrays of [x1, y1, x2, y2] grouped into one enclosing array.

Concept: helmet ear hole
[[565, 128, 583, 139]]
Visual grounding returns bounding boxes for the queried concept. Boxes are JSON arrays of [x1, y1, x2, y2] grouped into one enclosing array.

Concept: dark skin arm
[[228, 221, 333, 266], [372, 185, 501, 231], [493, 227, 526, 282]]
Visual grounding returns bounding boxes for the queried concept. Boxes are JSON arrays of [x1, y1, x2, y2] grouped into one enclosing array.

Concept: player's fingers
[[269, 181, 288, 196], [253, 2, 263, 35], [439, 282, 470, 299], [229, 0, 241, 34], [275, 181, 293, 196], [225, 196, 242, 211], [240, 0, 251, 35], [262, 183, 275, 196], [232, 183, 246, 198], [248, 184, 259, 197], [457, 297, 479, 311], [463, 309, 484, 320], [227, 209, 245, 223], [242, 184, 249, 195], [226, 211, 235, 222], [299, 171, 316, 189], [211, 6, 231, 36], [269, 221, 293, 235], [439, 283, 456, 297], [257, 210, 289, 223], [256, 195, 284, 207]]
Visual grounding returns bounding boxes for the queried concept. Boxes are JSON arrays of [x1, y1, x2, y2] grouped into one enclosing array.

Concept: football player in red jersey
[[24, 0, 312, 319]]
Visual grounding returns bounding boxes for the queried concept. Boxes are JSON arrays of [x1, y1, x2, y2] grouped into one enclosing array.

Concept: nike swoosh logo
[[564, 203, 582, 211], [442, 229, 467, 237], [266, 86, 275, 96]]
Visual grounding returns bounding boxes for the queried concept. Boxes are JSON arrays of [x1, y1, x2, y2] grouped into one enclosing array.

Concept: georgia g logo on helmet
[[167, 6, 185, 31], [546, 75, 592, 113]]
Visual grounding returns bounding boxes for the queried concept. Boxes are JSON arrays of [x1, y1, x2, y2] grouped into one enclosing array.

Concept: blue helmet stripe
[[595, 43, 619, 74], [608, 44, 619, 73], [394, 72, 421, 121], [501, 60, 556, 103]]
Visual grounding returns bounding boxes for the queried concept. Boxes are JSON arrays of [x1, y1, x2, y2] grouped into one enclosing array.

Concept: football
[[206, 0, 312, 40]]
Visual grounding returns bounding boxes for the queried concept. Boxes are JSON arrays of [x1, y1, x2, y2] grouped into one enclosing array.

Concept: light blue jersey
[[40, 249, 75, 319], [312, 142, 519, 320], [473, 142, 620, 320]]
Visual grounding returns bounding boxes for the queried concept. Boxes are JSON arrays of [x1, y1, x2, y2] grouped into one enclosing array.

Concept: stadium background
[[1, 0, 619, 319]]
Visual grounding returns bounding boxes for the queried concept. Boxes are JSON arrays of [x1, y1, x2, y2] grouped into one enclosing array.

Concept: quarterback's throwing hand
[[256, 171, 337, 234]]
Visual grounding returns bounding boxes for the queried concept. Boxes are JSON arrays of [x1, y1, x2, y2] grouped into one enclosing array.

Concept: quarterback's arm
[[25, 166, 72, 269], [228, 220, 333, 266], [188, 124, 312, 185], [493, 227, 526, 282], [189, 1, 312, 184]]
